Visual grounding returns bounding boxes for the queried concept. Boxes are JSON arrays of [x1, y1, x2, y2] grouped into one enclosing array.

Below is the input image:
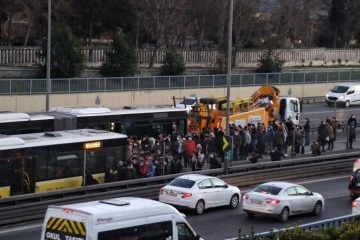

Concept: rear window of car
[[253, 184, 282, 195], [169, 178, 195, 188]]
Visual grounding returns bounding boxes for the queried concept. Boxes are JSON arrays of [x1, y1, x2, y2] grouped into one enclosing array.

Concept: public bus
[[0, 106, 189, 139], [46, 106, 188, 138], [0, 112, 55, 135], [0, 129, 128, 198]]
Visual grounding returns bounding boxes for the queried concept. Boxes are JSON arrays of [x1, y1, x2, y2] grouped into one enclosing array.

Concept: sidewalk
[[183, 136, 358, 172]]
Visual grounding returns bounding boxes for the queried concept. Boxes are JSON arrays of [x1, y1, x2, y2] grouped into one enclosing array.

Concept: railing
[[1, 69, 360, 95], [0, 150, 355, 228], [233, 214, 360, 240], [2, 47, 360, 65]]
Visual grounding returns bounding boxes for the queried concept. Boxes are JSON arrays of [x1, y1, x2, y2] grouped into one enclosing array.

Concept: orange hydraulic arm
[[250, 86, 281, 122]]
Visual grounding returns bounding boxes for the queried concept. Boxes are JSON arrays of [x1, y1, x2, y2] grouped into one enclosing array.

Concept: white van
[[326, 84, 360, 107], [40, 197, 202, 240]]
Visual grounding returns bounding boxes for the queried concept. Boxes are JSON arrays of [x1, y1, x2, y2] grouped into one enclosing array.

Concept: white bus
[[0, 129, 128, 198]]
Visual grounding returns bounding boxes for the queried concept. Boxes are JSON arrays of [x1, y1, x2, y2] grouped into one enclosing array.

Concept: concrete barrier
[[0, 83, 331, 112]]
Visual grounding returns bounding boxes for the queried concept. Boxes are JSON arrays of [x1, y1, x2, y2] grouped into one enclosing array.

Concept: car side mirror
[[195, 234, 201, 240], [309, 191, 313, 195]]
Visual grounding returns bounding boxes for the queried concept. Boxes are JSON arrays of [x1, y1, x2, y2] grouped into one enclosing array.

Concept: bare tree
[[132, 0, 188, 68]]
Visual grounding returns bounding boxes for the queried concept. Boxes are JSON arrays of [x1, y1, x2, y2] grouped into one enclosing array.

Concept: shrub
[[39, 23, 85, 78], [256, 49, 284, 73], [160, 48, 185, 76], [100, 35, 138, 77]]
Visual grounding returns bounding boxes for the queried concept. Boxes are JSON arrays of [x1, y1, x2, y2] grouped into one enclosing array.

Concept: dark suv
[[348, 169, 360, 200]]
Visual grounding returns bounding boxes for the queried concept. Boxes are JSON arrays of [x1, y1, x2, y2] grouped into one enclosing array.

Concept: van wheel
[[195, 200, 205, 215], [345, 101, 350, 108]]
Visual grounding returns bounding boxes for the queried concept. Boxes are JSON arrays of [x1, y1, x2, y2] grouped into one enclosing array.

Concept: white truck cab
[[174, 97, 201, 112], [326, 84, 360, 108], [40, 197, 202, 240]]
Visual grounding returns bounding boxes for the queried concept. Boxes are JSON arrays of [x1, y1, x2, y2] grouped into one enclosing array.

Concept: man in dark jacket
[[303, 118, 311, 146], [317, 121, 328, 152], [270, 149, 286, 161]]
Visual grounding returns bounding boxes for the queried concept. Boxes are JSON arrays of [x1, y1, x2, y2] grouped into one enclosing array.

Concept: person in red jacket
[[184, 136, 196, 168]]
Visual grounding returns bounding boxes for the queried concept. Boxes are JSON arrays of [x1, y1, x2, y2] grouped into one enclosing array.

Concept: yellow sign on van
[[45, 217, 86, 240]]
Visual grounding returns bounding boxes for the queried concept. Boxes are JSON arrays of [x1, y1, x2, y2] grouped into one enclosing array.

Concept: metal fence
[[1, 69, 360, 95], [238, 214, 360, 240]]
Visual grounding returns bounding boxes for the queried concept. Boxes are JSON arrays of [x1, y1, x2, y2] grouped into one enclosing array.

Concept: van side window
[[98, 221, 172, 240], [177, 222, 197, 240]]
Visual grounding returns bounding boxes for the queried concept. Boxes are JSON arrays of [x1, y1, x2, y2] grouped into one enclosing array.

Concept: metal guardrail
[[1, 69, 360, 95], [232, 214, 360, 240], [0, 150, 356, 228]]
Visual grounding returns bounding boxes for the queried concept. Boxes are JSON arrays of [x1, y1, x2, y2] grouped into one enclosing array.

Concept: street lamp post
[[224, 0, 233, 174], [46, 0, 51, 111]]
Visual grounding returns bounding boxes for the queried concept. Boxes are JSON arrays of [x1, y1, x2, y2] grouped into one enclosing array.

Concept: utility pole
[[224, 0, 233, 174], [46, 0, 51, 111]]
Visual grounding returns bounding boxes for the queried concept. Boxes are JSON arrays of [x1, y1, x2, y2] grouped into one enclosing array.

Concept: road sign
[[223, 136, 229, 151]]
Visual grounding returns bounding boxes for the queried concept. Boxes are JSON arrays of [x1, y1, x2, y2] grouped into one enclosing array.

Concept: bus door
[[10, 156, 36, 196]]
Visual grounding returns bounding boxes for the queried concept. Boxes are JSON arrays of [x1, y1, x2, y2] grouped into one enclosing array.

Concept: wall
[[0, 83, 330, 112]]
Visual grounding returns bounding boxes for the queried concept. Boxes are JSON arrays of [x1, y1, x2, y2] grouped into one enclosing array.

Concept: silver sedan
[[242, 181, 325, 222]]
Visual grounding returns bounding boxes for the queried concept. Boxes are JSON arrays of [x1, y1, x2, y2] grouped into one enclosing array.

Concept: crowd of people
[[102, 113, 357, 182]]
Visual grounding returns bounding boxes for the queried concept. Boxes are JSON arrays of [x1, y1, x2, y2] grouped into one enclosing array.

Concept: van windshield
[[331, 86, 349, 93]]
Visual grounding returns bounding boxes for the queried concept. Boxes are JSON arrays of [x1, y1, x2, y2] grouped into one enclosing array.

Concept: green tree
[[256, 49, 284, 73], [40, 23, 85, 78], [100, 35, 138, 77], [160, 49, 185, 76], [329, 0, 346, 48]]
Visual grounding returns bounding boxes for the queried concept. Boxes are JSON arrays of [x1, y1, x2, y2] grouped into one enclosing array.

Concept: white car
[[159, 174, 241, 214], [352, 197, 360, 214], [242, 181, 325, 222]]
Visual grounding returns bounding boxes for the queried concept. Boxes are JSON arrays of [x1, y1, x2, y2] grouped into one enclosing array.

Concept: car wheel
[[245, 211, 255, 218], [195, 200, 205, 215], [350, 193, 357, 201], [312, 201, 322, 216], [229, 194, 239, 208], [278, 207, 290, 222], [345, 101, 350, 108]]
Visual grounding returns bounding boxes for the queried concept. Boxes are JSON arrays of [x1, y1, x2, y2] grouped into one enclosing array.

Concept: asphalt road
[[0, 102, 359, 240]]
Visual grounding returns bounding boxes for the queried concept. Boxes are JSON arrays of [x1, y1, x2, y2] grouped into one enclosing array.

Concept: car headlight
[[339, 95, 345, 99], [326, 94, 329, 98]]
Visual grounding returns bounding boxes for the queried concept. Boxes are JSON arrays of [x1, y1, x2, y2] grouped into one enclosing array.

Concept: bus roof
[[47, 197, 181, 221], [0, 112, 54, 123], [0, 129, 127, 150], [50, 106, 187, 117]]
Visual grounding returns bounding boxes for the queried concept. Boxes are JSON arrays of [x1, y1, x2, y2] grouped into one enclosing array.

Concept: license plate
[[167, 191, 177, 197], [251, 199, 262, 204]]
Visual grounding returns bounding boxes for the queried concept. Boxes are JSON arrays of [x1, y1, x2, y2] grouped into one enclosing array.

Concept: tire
[[312, 201, 323, 216], [278, 207, 290, 222], [245, 211, 255, 218], [229, 194, 239, 208], [345, 101, 350, 108], [195, 200, 205, 215]]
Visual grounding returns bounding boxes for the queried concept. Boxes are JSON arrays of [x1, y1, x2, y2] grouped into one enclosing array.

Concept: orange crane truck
[[183, 86, 300, 135]]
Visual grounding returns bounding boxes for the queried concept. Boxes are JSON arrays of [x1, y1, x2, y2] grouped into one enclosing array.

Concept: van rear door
[[41, 210, 87, 240]]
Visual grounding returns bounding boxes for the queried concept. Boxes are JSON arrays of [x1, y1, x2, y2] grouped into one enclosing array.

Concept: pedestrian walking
[[303, 118, 311, 146]]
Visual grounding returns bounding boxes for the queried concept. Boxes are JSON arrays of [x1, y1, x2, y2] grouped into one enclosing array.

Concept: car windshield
[[169, 178, 195, 188], [253, 184, 282, 195], [179, 99, 197, 105], [331, 85, 349, 93]]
